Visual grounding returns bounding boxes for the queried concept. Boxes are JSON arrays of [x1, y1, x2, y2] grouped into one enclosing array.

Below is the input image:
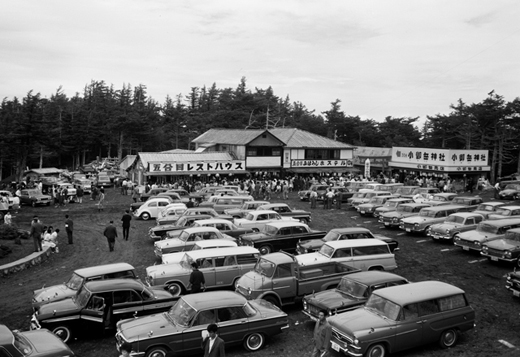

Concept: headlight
[[353, 338, 359, 345], [474, 241, 481, 247], [392, 217, 398, 222], [303, 300, 308, 311], [446, 229, 451, 234], [414, 223, 419, 228], [482, 246, 488, 253], [505, 251, 512, 259]]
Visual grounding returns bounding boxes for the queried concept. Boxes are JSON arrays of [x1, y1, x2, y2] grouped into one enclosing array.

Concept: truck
[[235, 251, 360, 307]]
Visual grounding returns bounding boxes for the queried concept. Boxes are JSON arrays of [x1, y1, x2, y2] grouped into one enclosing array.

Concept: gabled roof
[[192, 128, 354, 149]]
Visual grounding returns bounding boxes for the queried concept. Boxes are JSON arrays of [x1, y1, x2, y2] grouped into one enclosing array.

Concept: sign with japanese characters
[[290, 159, 353, 168], [148, 160, 246, 173], [391, 147, 488, 167]]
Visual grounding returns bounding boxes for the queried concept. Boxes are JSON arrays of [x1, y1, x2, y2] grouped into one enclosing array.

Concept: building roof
[[25, 168, 63, 175], [161, 149, 194, 154], [133, 152, 235, 168], [192, 128, 354, 149]]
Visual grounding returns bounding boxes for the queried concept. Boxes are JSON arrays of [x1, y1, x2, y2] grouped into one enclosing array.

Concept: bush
[[0, 224, 25, 241]]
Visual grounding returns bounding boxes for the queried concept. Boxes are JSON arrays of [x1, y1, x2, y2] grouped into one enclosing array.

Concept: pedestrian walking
[[76, 186, 84, 203], [202, 323, 225, 357], [98, 191, 105, 212], [310, 189, 317, 209], [312, 309, 332, 357], [131, 187, 139, 203], [121, 209, 132, 241], [103, 220, 118, 252], [188, 262, 205, 293], [30, 216, 44, 252], [64, 214, 74, 244]]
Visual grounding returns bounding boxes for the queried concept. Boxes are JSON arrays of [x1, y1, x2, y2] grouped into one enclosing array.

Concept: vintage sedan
[[234, 210, 297, 232], [155, 204, 188, 225], [328, 281, 475, 357], [257, 203, 312, 224], [224, 200, 270, 218], [32, 262, 137, 310], [191, 218, 254, 238], [166, 207, 233, 225], [498, 183, 520, 200], [0, 324, 75, 357], [148, 215, 214, 242], [422, 192, 458, 206], [428, 212, 484, 241], [379, 203, 431, 228], [449, 196, 483, 211], [373, 197, 414, 218], [30, 279, 178, 343], [161, 239, 238, 264], [473, 201, 508, 219], [505, 270, 520, 297], [19, 189, 52, 207], [399, 205, 467, 235], [350, 191, 392, 209], [453, 218, 520, 253], [134, 197, 172, 220], [481, 227, 520, 266], [115, 291, 289, 356], [357, 195, 396, 216], [153, 227, 235, 258], [298, 184, 329, 201], [302, 271, 408, 320], [239, 221, 326, 255], [487, 205, 520, 220], [296, 227, 399, 254]]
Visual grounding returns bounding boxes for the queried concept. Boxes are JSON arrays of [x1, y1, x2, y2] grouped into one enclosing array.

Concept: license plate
[[384, 222, 389, 226], [331, 342, 340, 352], [514, 290, 520, 297], [463, 246, 469, 251], [406, 228, 411, 232], [491, 257, 498, 261]]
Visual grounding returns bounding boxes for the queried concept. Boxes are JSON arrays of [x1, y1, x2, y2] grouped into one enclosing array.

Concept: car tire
[[52, 325, 72, 343], [258, 245, 272, 255], [262, 295, 280, 308], [439, 328, 458, 348], [46, 202, 50, 206], [244, 332, 265, 351], [516, 257, 520, 269], [141, 212, 151, 221], [146, 346, 168, 357], [424, 226, 431, 237], [167, 283, 183, 297], [364, 343, 386, 357]]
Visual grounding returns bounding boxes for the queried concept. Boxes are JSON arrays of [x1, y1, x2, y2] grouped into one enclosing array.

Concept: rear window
[[353, 245, 390, 256], [438, 294, 467, 311]]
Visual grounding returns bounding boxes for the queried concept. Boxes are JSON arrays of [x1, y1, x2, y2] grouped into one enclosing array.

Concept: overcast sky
[[1, 0, 519, 124]]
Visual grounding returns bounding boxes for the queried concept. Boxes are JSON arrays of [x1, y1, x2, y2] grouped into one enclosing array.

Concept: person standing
[[30, 216, 44, 252], [121, 210, 132, 241], [202, 323, 225, 357], [326, 189, 335, 210], [76, 186, 84, 203], [65, 215, 74, 244], [3, 211, 12, 225], [103, 220, 118, 252], [312, 309, 332, 357], [188, 262, 205, 293], [310, 189, 318, 209], [187, 198, 195, 208], [335, 190, 343, 210], [98, 191, 105, 212]]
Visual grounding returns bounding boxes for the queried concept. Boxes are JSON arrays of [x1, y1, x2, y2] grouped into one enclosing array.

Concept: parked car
[[302, 271, 408, 320], [189, 186, 223, 201], [148, 215, 214, 242], [481, 227, 520, 266], [115, 291, 289, 355], [224, 200, 270, 218], [199, 195, 254, 214], [168, 189, 191, 203], [498, 183, 520, 200], [95, 174, 112, 187], [379, 202, 431, 228], [32, 263, 138, 310], [167, 207, 234, 225], [19, 189, 52, 207], [73, 178, 92, 194], [373, 183, 404, 194], [505, 270, 520, 297], [147, 246, 259, 296], [257, 203, 312, 224], [155, 204, 188, 225], [449, 196, 484, 211], [295, 239, 397, 271], [296, 227, 399, 254], [298, 184, 329, 201], [139, 187, 169, 202], [411, 186, 441, 198], [373, 197, 414, 218], [30, 279, 178, 343], [191, 218, 254, 238], [473, 201, 508, 219], [0, 324, 75, 357], [399, 204, 467, 235], [453, 218, 520, 253], [153, 227, 236, 258], [423, 192, 458, 206], [350, 191, 392, 209], [328, 281, 475, 356], [161, 239, 238, 264], [428, 212, 485, 241], [393, 185, 420, 198], [238, 221, 326, 255], [486, 205, 520, 220], [357, 195, 397, 216], [358, 183, 384, 193], [134, 197, 172, 220], [234, 210, 297, 232]]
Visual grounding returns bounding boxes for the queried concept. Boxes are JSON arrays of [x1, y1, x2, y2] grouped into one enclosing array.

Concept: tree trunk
[[118, 131, 124, 161], [39, 146, 43, 169]]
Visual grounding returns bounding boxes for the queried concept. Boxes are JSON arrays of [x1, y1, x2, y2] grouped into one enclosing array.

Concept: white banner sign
[[148, 160, 246, 173], [290, 159, 353, 168], [392, 147, 488, 167]]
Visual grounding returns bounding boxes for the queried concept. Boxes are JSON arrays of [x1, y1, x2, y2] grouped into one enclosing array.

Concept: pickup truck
[[256, 203, 312, 225], [238, 221, 326, 255], [235, 251, 360, 307]]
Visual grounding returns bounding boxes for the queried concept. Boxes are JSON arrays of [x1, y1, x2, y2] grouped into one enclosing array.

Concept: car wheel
[[258, 245, 272, 255], [167, 283, 183, 297], [262, 295, 280, 307], [439, 328, 458, 348], [31, 201, 36, 207], [146, 346, 168, 357], [424, 226, 431, 237], [365, 343, 386, 357], [52, 325, 72, 343], [244, 332, 265, 351], [141, 212, 151, 221]]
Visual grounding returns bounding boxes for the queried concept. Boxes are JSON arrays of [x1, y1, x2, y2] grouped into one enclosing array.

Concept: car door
[[273, 263, 297, 300], [213, 255, 237, 287], [182, 309, 217, 353], [275, 227, 293, 251], [197, 257, 217, 288], [112, 290, 144, 322], [393, 303, 425, 351], [331, 247, 354, 266], [80, 292, 111, 329], [216, 306, 250, 344]]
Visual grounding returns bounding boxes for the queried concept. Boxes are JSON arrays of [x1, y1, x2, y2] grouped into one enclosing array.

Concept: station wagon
[[400, 205, 467, 234], [379, 203, 431, 228], [453, 218, 520, 252], [428, 212, 484, 241], [487, 205, 520, 220]]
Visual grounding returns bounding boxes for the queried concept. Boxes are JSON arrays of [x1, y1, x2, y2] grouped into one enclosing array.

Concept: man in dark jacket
[[121, 210, 132, 241], [202, 323, 225, 357], [30, 216, 44, 252], [65, 215, 74, 244], [103, 221, 118, 252]]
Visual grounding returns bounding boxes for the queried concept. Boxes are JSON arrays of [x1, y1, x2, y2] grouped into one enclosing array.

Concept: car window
[[275, 263, 292, 278], [237, 254, 258, 265], [221, 255, 236, 266], [193, 309, 216, 326], [465, 218, 475, 225], [332, 248, 351, 258], [438, 294, 467, 311], [257, 214, 268, 221], [279, 228, 291, 236], [215, 223, 228, 230], [198, 258, 214, 269], [149, 202, 157, 207], [159, 201, 168, 207], [106, 270, 135, 279], [475, 215, 483, 223], [113, 290, 142, 304], [354, 245, 389, 256], [417, 299, 439, 316], [217, 306, 247, 322], [293, 226, 308, 234]]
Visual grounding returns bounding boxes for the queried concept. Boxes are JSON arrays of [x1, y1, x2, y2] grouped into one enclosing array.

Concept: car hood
[[118, 312, 180, 342], [37, 297, 80, 318], [500, 189, 518, 195], [296, 253, 329, 266], [358, 203, 376, 209], [237, 271, 270, 290], [298, 239, 324, 250], [457, 230, 496, 242], [21, 330, 74, 354], [306, 290, 361, 310], [401, 216, 430, 224], [431, 222, 461, 232], [328, 307, 391, 335], [155, 238, 185, 250], [486, 239, 520, 250], [161, 252, 186, 265], [147, 263, 190, 278], [33, 284, 76, 305]]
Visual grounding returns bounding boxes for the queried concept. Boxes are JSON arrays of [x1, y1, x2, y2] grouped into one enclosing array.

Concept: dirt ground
[[1, 188, 519, 357]]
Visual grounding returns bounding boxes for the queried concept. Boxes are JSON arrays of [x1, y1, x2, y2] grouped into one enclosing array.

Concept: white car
[[161, 239, 238, 264], [134, 197, 172, 220], [234, 210, 297, 231], [295, 239, 397, 271]]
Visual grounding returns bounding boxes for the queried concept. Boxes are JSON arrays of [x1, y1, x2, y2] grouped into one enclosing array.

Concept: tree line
[[1, 77, 519, 182]]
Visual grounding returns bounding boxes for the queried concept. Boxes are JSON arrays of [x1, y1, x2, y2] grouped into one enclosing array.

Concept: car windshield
[[365, 193, 377, 198], [337, 278, 368, 298], [322, 231, 341, 242], [505, 231, 520, 242], [385, 201, 399, 208], [254, 258, 276, 277], [168, 298, 197, 327], [178, 231, 190, 241], [353, 193, 366, 198], [27, 189, 40, 195], [243, 301, 257, 316], [452, 198, 467, 205], [432, 196, 447, 201], [74, 286, 91, 307], [318, 244, 334, 258], [262, 225, 278, 235], [180, 254, 195, 269], [65, 273, 84, 290], [477, 223, 499, 234], [365, 294, 400, 320], [476, 204, 495, 211], [495, 208, 513, 216], [419, 210, 436, 218], [445, 215, 465, 224], [396, 187, 415, 195], [12, 330, 33, 356]]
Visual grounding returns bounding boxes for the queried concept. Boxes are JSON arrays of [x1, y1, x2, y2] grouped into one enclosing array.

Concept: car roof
[[479, 202, 506, 207], [195, 219, 233, 225], [261, 252, 295, 265], [84, 279, 144, 292], [193, 239, 237, 248], [182, 291, 247, 310], [186, 207, 216, 212], [386, 198, 413, 202], [400, 203, 430, 207], [420, 204, 466, 211], [266, 221, 307, 228], [343, 271, 407, 285], [186, 246, 258, 259], [480, 218, 520, 226], [330, 227, 370, 234], [249, 210, 278, 215], [324, 239, 388, 249], [75, 263, 135, 277], [374, 281, 465, 305], [496, 205, 520, 210], [259, 203, 287, 208], [449, 212, 484, 218], [0, 325, 14, 344], [181, 227, 221, 234]]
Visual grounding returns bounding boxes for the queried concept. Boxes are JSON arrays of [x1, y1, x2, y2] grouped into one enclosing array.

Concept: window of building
[[246, 147, 282, 156], [305, 149, 340, 160]]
